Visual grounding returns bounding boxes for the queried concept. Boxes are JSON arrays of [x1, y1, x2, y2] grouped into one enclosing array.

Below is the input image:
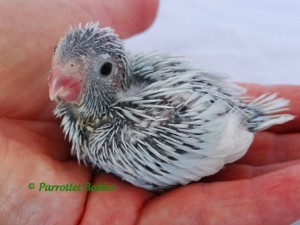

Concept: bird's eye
[[99, 61, 113, 76]]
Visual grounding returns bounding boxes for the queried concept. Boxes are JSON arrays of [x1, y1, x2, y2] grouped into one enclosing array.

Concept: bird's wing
[[128, 52, 245, 96]]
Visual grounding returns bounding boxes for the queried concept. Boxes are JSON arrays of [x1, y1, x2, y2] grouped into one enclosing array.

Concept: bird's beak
[[49, 67, 83, 102]]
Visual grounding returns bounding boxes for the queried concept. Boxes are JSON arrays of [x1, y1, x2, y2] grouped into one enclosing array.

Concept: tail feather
[[246, 93, 295, 132]]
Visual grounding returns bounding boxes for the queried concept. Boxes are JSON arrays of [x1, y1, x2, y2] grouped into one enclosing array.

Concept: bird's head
[[49, 22, 130, 116]]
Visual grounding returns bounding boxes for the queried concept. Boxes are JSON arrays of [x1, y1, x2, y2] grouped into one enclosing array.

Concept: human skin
[[0, 1, 299, 224]]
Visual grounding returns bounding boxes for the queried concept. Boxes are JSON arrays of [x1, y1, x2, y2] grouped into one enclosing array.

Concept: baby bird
[[49, 22, 294, 191]]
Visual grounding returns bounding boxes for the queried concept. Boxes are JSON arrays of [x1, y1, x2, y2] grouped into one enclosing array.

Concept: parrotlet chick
[[49, 22, 294, 191]]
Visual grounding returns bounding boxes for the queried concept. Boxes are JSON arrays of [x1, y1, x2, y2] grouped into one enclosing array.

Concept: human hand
[[1, 1, 299, 225], [0, 0, 158, 224]]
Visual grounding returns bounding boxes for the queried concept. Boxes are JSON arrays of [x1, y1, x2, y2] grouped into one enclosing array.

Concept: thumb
[[75, 0, 159, 38]]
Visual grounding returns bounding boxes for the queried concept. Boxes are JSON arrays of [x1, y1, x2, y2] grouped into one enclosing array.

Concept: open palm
[[0, 1, 299, 224]]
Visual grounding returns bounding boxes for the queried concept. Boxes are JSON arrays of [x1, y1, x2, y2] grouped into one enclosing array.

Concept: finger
[[0, 0, 158, 120], [137, 165, 300, 225], [241, 83, 300, 133], [0, 118, 70, 161], [203, 159, 300, 182], [237, 132, 300, 166], [76, 0, 159, 38], [81, 173, 155, 225]]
